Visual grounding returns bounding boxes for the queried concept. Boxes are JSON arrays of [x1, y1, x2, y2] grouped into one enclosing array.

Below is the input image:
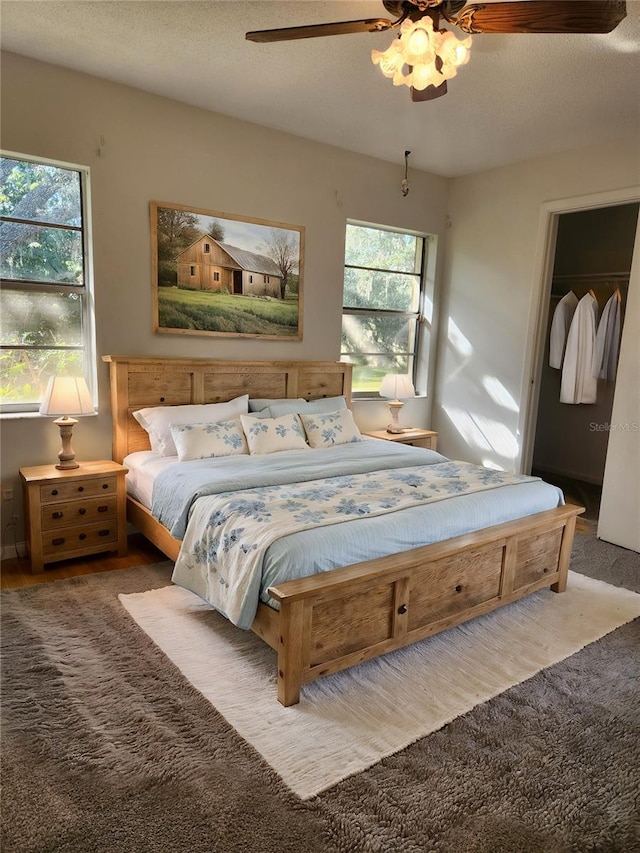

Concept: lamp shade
[[39, 376, 94, 417], [379, 374, 415, 401]]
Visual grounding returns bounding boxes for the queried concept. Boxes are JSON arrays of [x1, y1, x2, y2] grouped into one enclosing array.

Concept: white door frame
[[519, 185, 640, 475]]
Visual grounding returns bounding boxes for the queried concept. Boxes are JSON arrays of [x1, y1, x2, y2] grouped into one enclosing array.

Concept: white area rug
[[120, 572, 640, 799]]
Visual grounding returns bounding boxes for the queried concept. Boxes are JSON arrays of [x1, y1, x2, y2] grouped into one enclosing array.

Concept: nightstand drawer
[[42, 521, 119, 558], [364, 429, 438, 451], [403, 437, 435, 449], [40, 476, 117, 504], [41, 496, 117, 531]]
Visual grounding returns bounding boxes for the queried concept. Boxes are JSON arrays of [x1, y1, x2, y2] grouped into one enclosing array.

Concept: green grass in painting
[[158, 288, 298, 336]]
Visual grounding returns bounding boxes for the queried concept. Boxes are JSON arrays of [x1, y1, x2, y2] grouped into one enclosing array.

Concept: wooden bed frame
[[104, 355, 584, 706]]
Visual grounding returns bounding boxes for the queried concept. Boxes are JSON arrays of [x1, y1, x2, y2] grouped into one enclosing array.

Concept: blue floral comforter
[[163, 444, 563, 629]]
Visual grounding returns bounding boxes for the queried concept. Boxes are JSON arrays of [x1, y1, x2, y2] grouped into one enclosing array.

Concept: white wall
[[435, 139, 640, 472], [598, 217, 640, 551], [0, 51, 448, 542]]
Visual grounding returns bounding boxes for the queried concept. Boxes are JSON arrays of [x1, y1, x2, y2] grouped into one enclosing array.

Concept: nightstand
[[20, 460, 128, 574], [364, 428, 438, 450]]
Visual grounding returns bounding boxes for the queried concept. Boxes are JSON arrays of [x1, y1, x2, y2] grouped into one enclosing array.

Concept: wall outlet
[[2, 489, 14, 502]]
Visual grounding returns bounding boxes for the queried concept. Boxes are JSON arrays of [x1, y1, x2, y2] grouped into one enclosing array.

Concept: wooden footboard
[[125, 495, 583, 706], [266, 504, 583, 706]]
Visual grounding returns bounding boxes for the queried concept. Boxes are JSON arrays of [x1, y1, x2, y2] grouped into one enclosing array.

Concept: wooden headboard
[[102, 356, 353, 463]]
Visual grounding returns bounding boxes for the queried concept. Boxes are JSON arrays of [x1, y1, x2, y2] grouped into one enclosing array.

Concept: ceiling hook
[[401, 150, 411, 197]]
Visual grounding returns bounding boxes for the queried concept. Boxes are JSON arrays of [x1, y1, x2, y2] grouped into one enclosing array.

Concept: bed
[[104, 355, 584, 706]]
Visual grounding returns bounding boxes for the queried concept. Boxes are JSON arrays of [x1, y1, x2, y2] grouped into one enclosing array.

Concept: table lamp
[[379, 373, 415, 434], [39, 376, 94, 469]]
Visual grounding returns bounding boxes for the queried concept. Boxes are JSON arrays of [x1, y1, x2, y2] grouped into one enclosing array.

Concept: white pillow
[[170, 418, 248, 461], [240, 413, 309, 455], [299, 408, 362, 448], [133, 395, 249, 457]]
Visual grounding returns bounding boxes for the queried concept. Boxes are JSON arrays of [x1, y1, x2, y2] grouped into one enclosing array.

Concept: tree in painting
[[261, 228, 299, 300]]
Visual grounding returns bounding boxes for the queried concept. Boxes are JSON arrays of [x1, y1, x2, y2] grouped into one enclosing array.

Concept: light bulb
[[411, 62, 438, 91], [406, 25, 430, 55]]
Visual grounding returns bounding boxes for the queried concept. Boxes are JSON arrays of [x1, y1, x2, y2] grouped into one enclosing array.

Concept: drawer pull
[[102, 483, 109, 490], [397, 603, 408, 615], [78, 508, 87, 515], [52, 511, 63, 519], [98, 529, 110, 537], [52, 489, 58, 496], [77, 486, 84, 493], [52, 537, 65, 546], [98, 505, 108, 513], [79, 533, 87, 541]]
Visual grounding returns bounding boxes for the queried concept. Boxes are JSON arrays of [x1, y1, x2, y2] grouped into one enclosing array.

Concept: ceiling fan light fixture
[[372, 17, 471, 92]]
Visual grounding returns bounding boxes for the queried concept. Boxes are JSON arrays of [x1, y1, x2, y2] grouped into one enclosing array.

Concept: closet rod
[[552, 271, 629, 281]]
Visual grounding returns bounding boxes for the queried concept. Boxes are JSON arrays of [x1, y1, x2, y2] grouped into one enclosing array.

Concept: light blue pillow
[[248, 397, 305, 413], [266, 396, 348, 418], [304, 396, 348, 415]]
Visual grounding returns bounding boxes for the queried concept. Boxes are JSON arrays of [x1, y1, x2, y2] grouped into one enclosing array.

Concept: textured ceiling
[[1, 0, 639, 177]]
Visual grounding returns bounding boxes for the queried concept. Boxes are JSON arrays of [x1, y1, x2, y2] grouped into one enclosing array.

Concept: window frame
[[340, 219, 428, 399], [0, 150, 97, 415]]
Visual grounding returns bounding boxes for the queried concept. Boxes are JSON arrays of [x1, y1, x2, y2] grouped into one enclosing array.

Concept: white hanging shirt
[[549, 291, 578, 369], [591, 289, 621, 381], [560, 292, 598, 404]]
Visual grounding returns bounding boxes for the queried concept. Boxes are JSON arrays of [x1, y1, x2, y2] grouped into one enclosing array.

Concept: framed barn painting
[[151, 201, 304, 340]]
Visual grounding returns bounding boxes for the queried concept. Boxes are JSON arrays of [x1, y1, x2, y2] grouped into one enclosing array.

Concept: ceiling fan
[[246, 1, 627, 101]]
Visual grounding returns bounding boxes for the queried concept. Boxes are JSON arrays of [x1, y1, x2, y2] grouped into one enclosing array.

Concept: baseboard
[[1, 541, 25, 561]]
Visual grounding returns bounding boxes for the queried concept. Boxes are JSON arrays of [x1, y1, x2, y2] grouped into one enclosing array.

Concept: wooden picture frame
[[151, 201, 304, 340]]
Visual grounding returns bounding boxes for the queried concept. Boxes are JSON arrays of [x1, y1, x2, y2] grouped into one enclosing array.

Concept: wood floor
[[1, 533, 167, 590]]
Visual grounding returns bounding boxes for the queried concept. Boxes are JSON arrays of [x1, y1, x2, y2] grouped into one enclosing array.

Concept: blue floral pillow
[[240, 413, 309, 455], [170, 418, 248, 461], [300, 409, 362, 448]]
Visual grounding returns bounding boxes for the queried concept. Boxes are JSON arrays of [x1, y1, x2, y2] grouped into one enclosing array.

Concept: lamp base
[[386, 400, 405, 434], [54, 416, 79, 470]]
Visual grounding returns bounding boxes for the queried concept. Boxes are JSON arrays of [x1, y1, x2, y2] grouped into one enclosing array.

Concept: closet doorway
[[530, 202, 639, 522]]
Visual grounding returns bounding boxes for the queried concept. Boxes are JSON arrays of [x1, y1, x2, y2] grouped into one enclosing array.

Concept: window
[[264, 275, 269, 284], [190, 265, 196, 276], [249, 275, 253, 283], [341, 221, 426, 396], [213, 271, 220, 282], [204, 243, 210, 253], [0, 153, 95, 413]]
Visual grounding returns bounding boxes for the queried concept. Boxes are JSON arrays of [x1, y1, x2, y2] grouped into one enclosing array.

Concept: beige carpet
[[120, 571, 640, 800]]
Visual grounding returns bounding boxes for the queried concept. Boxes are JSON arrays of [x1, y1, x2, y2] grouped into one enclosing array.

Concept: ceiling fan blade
[[246, 18, 393, 43], [452, 1, 626, 34], [411, 81, 448, 102]]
